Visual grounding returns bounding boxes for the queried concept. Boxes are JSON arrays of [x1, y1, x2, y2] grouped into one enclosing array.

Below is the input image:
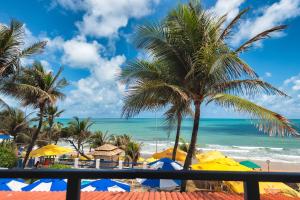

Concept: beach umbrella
[[0, 134, 12, 140], [196, 151, 225, 163], [191, 157, 252, 171], [239, 160, 261, 169], [0, 179, 27, 191], [22, 179, 67, 191], [148, 158, 183, 170], [29, 144, 73, 158], [139, 158, 183, 190], [81, 179, 130, 192], [226, 181, 300, 197], [152, 148, 187, 161], [145, 157, 157, 163]]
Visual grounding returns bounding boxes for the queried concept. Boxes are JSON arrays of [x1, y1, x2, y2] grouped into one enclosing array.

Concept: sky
[[1, 0, 300, 118]]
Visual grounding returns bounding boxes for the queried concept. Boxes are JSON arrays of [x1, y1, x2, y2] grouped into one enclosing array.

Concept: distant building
[[92, 144, 124, 168]]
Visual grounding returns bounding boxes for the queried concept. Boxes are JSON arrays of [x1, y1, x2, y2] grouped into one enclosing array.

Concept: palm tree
[[110, 134, 132, 150], [44, 105, 64, 143], [120, 60, 192, 161], [0, 20, 46, 106], [64, 117, 93, 158], [124, 141, 142, 166], [89, 131, 110, 149], [178, 137, 190, 153], [0, 107, 31, 141], [123, 1, 298, 191], [2, 61, 68, 167]]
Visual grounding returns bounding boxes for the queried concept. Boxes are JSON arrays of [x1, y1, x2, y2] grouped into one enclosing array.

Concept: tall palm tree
[[44, 105, 64, 143], [110, 134, 132, 150], [124, 141, 142, 166], [0, 20, 46, 106], [88, 131, 110, 149], [123, 1, 298, 191], [2, 61, 68, 167], [120, 60, 192, 161], [0, 107, 31, 141], [64, 117, 93, 158]]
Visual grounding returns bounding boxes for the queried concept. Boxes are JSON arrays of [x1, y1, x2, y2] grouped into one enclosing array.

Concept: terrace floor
[[1, 191, 300, 200]]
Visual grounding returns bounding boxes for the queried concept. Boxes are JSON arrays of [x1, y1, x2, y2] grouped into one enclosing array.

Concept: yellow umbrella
[[145, 157, 157, 163], [29, 144, 73, 158], [152, 147, 187, 161], [191, 157, 252, 171], [71, 154, 93, 160], [226, 181, 300, 197], [138, 157, 145, 162], [196, 151, 225, 163]]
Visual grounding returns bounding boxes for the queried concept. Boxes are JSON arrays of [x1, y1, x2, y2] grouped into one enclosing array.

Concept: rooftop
[[1, 191, 299, 200]]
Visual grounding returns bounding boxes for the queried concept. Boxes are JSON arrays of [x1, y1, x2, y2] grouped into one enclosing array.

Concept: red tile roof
[[0, 191, 299, 200]]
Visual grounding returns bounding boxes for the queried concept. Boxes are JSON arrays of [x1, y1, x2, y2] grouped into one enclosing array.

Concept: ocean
[[57, 118, 300, 164]]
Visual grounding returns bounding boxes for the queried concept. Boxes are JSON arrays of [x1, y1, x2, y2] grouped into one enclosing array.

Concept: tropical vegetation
[[0, 141, 18, 168], [120, 0, 298, 191]]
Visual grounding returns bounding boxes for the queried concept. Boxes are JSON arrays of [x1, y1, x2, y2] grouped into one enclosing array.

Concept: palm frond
[[20, 41, 47, 57], [207, 93, 298, 136], [236, 25, 287, 53], [219, 8, 249, 40], [209, 52, 258, 79], [209, 79, 288, 97]]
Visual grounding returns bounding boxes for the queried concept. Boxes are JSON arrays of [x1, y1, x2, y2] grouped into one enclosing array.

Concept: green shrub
[[0, 143, 17, 168], [48, 163, 72, 169]]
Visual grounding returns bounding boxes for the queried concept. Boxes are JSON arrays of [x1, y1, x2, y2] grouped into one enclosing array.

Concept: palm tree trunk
[[22, 106, 44, 168], [172, 113, 182, 161], [180, 100, 201, 192]]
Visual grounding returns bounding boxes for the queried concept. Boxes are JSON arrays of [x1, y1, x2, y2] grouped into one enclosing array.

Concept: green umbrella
[[239, 160, 261, 169]]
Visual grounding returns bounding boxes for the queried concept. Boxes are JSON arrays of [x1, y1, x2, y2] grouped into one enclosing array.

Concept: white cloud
[[255, 73, 300, 118], [53, 0, 159, 38], [62, 37, 102, 68], [265, 72, 272, 77], [231, 0, 300, 46], [210, 0, 245, 21], [61, 55, 126, 117], [50, 0, 86, 11]]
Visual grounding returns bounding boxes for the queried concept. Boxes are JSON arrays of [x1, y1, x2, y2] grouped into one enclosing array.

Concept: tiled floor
[[0, 191, 299, 200]]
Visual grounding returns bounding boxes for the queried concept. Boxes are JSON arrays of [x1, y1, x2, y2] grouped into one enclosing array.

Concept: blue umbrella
[[22, 179, 67, 191], [148, 158, 183, 170], [139, 158, 183, 190], [81, 179, 130, 192], [0, 178, 27, 191], [0, 134, 12, 140]]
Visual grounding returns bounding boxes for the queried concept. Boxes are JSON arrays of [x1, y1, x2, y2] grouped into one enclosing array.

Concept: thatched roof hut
[[93, 144, 124, 168], [93, 144, 123, 157]]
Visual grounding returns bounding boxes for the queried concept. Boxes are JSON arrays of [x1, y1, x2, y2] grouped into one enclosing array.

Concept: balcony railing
[[0, 169, 299, 200]]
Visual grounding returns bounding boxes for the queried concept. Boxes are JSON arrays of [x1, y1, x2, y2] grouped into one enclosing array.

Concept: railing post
[[74, 158, 79, 168], [118, 160, 123, 169], [143, 162, 147, 169], [66, 177, 81, 200], [95, 159, 100, 169], [244, 180, 260, 200]]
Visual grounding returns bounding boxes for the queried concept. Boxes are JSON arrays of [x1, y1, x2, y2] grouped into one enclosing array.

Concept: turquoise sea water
[[57, 118, 300, 163]]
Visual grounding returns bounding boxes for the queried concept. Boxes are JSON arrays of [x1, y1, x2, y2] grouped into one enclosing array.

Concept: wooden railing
[[0, 169, 299, 200]]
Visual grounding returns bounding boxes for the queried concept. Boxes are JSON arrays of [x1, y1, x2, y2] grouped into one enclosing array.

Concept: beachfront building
[[92, 144, 124, 168]]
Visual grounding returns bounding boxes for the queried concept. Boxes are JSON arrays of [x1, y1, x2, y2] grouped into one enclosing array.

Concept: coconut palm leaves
[[0, 107, 32, 140], [2, 61, 68, 167], [64, 117, 93, 158], [122, 1, 297, 191], [0, 20, 46, 77], [89, 131, 110, 149]]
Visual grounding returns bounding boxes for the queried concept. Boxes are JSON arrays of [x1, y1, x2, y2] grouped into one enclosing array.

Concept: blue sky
[[1, 0, 300, 118]]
